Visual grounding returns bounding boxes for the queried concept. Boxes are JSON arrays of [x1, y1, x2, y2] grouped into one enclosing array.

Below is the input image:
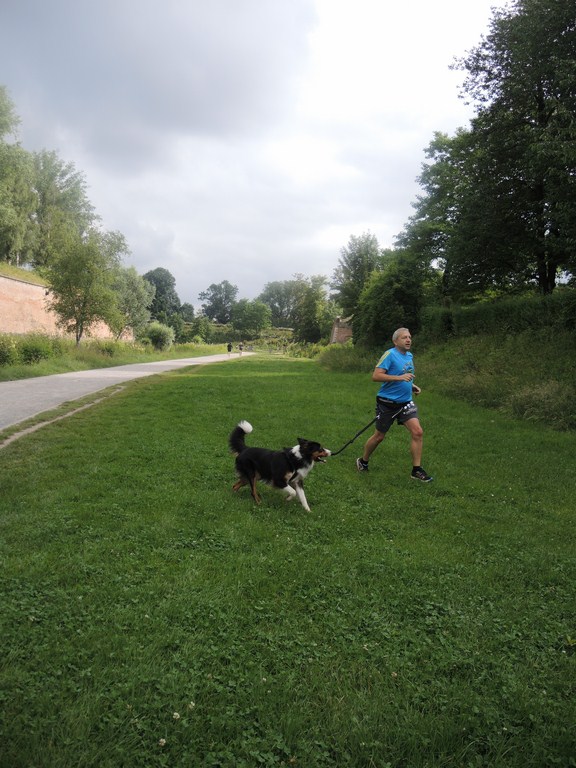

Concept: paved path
[[0, 353, 252, 431]]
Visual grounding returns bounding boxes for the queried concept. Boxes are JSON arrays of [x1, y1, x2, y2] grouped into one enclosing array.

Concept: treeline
[[2, 0, 575, 348], [333, 0, 576, 347]]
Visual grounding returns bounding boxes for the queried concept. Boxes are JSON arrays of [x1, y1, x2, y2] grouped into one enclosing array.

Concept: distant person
[[238, 342, 244, 356], [356, 327, 433, 482], [227, 342, 232, 357]]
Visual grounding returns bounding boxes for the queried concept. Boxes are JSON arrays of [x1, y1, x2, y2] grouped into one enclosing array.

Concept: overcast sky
[[1, 0, 508, 307]]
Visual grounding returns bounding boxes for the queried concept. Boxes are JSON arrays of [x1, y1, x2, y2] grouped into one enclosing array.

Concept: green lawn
[[1, 355, 575, 767]]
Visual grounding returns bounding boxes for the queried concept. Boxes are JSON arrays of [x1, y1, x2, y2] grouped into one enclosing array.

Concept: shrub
[[18, 334, 53, 364], [145, 322, 175, 351], [0, 334, 18, 366], [88, 340, 119, 357]]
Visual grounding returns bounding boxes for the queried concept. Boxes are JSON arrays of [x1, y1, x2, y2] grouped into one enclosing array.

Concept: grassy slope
[[0, 355, 575, 767], [0, 262, 47, 285]]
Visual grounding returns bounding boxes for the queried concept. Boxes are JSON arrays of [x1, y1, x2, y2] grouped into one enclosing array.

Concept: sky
[[0, 0, 509, 308]]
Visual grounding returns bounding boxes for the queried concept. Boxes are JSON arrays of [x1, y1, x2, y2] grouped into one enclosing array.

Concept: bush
[[0, 334, 18, 366], [145, 322, 175, 351], [87, 340, 119, 357], [18, 334, 53, 364]]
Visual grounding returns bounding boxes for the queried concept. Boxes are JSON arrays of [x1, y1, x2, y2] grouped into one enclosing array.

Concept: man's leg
[[404, 417, 424, 467], [362, 429, 385, 462]]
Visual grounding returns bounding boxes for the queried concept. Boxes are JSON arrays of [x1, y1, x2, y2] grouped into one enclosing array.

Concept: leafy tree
[[353, 253, 424, 348], [452, 0, 576, 294], [198, 280, 238, 323], [0, 89, 36, 265], [0, 86, 20, 139], [109, 266, 155, 340], [179, 302, 195, 322], [46, 225, 128, 344], [331, 232, 382, 317], [257, 280, 306, 327], [231, 299, 271, 336], [143, 267, 181, 320], [292, 275, 336, 344], [31, 150, 97, 268], [399, 0, 576, 299], [0, 143, 35, 265]]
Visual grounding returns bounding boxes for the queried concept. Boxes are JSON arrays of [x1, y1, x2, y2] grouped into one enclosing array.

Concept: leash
[[331, 417, 377, 456], [331, 401, 409, 456]]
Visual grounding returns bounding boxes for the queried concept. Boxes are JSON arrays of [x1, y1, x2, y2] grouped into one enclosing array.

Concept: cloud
[[0, 0, 507, 306]]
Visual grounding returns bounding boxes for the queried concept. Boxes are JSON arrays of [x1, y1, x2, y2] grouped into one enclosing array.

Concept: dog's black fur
[[229, 420, 330, 512]]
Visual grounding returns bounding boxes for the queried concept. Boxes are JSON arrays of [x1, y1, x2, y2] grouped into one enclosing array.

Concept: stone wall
[[0, 274, 114, 339], [330, 316, 353, 344]]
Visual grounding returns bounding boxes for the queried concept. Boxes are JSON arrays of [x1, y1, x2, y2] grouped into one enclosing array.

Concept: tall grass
[[1, 355, 575, 767]]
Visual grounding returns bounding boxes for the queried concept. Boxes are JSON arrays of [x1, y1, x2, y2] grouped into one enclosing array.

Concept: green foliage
[[198, 279, 238, 324], [420, 290, 576, 344], [17, 333, 53, 364], [317, 342, 376, 373], [257, 279, 306, 327], [417, 327, 576, 430], [31, 149, 97, 268], [0, 333, 17, 365], [109, 265, 154, 340], [231, 298, 272, 336], [0, 85, 20, 139], [330, 231, 382, 317], [145, 321, 175, 350], [143, 267, 180, 320], [1, 357, 575, 766], [353, 253, 424, 347], [46, 225, 128, 344], [292, 275, 337, 344], [399, 0, 576, 298]]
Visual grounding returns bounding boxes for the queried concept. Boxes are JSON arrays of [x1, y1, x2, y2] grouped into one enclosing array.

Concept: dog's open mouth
[[314, 450, 331, 462]]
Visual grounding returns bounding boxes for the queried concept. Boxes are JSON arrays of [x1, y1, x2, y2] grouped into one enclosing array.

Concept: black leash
[[331, 417, 377, 456]]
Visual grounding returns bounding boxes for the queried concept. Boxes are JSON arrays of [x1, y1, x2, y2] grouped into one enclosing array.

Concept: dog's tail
[[229, 420, 253, 456]]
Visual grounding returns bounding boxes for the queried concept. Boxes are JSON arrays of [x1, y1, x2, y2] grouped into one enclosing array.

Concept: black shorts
[[375, 397, 418, 435]]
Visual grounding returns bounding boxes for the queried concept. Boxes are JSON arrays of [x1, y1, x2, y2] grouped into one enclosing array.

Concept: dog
[[229, 420, 331, 512]]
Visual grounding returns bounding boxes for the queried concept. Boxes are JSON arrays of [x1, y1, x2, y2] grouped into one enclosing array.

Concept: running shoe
[[411, 467, 433, 483], [356, 458, 369, 472]]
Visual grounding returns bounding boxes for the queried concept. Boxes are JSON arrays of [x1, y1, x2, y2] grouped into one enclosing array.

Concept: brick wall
[[0, 274, 114, 339]]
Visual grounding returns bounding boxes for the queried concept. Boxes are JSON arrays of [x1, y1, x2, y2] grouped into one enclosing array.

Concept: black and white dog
[[229, 420, 331, 512]]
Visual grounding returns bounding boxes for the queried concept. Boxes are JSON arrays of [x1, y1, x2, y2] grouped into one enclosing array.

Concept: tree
[[231, 299, 271, 336], [0, 89, 36, 265], [46, 225, 128, 344], [179, 302, 195, 322], [292, 275, 336, 344], [257, 280, 306, 327], [353, 253, 424, 348], [143, 267, 181, 320], [31, 149, 97, 268], [450, 0, 576, 294], [0, 143, 35, 265], [198, 280, 238, 323], [0, 86, 20, 140], [331, 232, 381, 317], [109, 266, 155, 340]]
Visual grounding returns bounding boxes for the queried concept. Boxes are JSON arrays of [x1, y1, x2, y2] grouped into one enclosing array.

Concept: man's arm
[[371, 367, 414, 383]]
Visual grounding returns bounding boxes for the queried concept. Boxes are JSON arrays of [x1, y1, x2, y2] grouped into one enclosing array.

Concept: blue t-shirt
[[375, 347, 414, 402]]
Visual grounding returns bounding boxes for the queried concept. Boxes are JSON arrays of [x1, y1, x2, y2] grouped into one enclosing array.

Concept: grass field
[[1, 355, 575, 767]]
